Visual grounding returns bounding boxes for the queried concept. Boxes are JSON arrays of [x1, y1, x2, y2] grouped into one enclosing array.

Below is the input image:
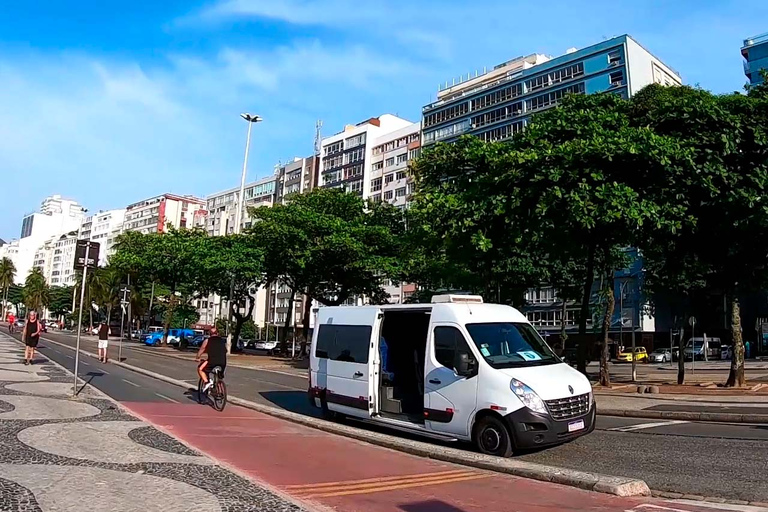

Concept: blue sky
[[1, 0, 766, 241]]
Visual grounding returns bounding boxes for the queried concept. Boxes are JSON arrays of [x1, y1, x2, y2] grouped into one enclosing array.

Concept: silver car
[[649, 348, 672, 363]]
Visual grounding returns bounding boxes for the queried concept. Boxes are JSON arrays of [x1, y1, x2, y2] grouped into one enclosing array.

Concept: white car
[[253, 340, 278, 354], [649, 348, 672, 363]]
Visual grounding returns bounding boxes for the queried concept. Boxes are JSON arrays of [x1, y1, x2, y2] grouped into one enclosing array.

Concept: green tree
[[111, 228, 207, 344], [7, 284, 24, 317], [195, 234, 264, 351], [48, 285, 74, 319], [23, 268, 50, 313], [631, 84, 768, 387], [249, 188, 404, 352], [0, 257, 16, 319]]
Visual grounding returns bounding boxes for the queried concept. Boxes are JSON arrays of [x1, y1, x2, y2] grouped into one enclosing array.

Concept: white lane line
[[155, 393, 179, 403], [99, 369, 110, 375], [121, 378, 141, 388], [608, 420, 688, 432]]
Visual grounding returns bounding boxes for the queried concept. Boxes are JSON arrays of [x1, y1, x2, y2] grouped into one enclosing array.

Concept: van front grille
[[545, 393, 590, 421]]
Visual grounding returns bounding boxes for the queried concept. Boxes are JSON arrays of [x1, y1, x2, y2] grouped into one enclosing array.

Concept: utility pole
[[119, 284, 130, 363]]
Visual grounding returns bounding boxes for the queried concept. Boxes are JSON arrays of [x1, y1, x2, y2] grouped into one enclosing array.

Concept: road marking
[[285, 470, 488, 498], [121, 379, 140, 388], [99, 369, 110, 375], [608, 420, 688, 432], [155, 393, 179, 403]]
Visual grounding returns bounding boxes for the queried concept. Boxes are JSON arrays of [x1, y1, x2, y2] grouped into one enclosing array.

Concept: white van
[[308, 295, 595, 457]]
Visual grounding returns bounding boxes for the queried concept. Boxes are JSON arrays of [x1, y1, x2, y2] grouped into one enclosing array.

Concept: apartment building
[[202, 176, 278, 236], [123, 194, 205, 235], [369, 122, 421, 208], [33, 231, 79, 287], [421, 34, 680, 147], [742, 32, 768, 86], [275, 156, 319, 204], [78, 209, 126, 266], [3, 195, 86, 284], [319, 115, 413, 199]]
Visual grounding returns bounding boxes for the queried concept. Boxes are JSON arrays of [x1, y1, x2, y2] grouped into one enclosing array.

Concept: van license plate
[[568, 420, 585, 432]]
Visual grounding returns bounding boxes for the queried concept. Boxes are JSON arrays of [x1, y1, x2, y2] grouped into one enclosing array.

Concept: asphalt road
[[13, 329, 768, 503]]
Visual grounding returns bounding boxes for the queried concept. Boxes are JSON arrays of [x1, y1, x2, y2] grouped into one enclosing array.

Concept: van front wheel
[[474, 416, 514, 457]]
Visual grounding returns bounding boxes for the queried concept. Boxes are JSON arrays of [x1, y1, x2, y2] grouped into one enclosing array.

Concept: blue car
[[143, 331, 165, 346]]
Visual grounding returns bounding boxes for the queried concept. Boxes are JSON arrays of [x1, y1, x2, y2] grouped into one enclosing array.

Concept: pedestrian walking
[[98, 320, 111, 363], [22, 311, 42, 365], [7, 312, 15, 333]]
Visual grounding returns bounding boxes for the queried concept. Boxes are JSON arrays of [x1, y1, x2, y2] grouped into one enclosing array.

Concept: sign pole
[[73, 251, 89, 396]]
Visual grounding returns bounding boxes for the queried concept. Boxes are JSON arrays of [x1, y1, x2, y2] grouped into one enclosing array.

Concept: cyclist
[[195, 327, 226, 393], [7, 313, 15, 334]]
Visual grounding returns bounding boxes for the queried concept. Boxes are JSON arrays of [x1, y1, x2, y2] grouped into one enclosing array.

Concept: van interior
[[377, 310, 431, 424]]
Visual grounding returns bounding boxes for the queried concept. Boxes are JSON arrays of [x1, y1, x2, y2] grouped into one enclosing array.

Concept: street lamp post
[[227, 113, 262, 353]]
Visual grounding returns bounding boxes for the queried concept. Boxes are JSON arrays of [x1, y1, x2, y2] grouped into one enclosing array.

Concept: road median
[[39, 335, 650, 498]]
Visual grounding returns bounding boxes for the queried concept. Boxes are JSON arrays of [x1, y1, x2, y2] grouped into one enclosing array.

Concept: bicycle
[[198, 366, 227, 411]]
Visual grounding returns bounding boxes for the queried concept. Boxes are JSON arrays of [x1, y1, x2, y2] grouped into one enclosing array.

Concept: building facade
[[275, 156, 319, 204], [742, 32, 768, 86], [202, 176, 277, 236], [124, 194, 204, 235], [369, 122, 421, 209], [421, 34, 680, 147], [319, 115, 413, 199], [78, 209, 126, 266]]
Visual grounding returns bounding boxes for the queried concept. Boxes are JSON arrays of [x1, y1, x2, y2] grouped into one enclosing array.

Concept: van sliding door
[[324, 309, 381, 417]]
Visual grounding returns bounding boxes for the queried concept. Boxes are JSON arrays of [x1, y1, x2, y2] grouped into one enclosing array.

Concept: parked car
[[15, 319, 25, 329], [189, 334, 208, 348], [253, 339, 278, 355], [167, 328, 195, 346], [649, 348, 672, 363], [143, 331, 165, 346], [684, 337, 722, 360], [617, 347, 648, 362]]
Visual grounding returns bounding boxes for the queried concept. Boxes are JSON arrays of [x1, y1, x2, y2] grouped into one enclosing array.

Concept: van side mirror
[[456, 352, 477, 377]]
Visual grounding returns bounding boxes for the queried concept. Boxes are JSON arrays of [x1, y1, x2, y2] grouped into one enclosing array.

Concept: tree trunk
[[281, 288, 297, 357], [163, 293, 176, 346], [576, 244, 596, 375], [677, 321, 685, 385], [300, 294, 312, 358], [230, 294, 255, 355], [726, 298, 746, 387], [599, 265, 614, 387]]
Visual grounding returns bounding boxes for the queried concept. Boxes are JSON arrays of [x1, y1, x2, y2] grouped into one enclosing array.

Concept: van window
[[465, 322, 558, 368], [434, 326, 472, 372], [315, 324, 372, 363]]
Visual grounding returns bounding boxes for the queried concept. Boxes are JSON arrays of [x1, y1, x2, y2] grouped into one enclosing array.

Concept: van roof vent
[[431, 294, 484, 304]]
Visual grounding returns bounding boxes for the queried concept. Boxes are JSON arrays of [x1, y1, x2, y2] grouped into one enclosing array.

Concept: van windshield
[[465, 323, 560, 369]]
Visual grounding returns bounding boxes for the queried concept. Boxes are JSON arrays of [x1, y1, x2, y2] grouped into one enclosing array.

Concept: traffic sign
[[74, 240, 100, 270]]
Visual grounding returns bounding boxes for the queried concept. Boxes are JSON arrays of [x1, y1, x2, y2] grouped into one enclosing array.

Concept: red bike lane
[[123, 400, 734, 512]]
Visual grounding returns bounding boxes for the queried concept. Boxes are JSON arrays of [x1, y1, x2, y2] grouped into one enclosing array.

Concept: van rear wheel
[[474, 416, 514, 457]]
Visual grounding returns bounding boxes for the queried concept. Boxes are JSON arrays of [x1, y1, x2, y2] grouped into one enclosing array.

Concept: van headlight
[[510, 378, 547, 414]]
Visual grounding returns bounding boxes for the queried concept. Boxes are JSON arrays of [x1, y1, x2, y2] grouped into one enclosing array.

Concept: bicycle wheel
[[197, 378, 207, 404], [212, 378, 227, 412]]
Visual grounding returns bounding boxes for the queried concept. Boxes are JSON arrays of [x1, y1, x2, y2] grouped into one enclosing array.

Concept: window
[[471, 83, 523, 111], [609, 70, 625, 87], [465, 322, 558, 368], [471, 102, 522, 129], [396, 154, 408, 165], [478, 121, 523, 142], [344, 147, 364, 164], [408, 133, 420, 143], [608, 50, 622, 65], [314, 324, 372, 363], [371, 177, 382, 192], [385, 157, 395, 167], [372, 161, 384, 171], [423, 102, 470, 128], [344, 163, 363, 180], [384, 173, 395, 184], [395, 187, 406, 198], [395, 170, 407, 181], [525, 83, 585, 111], [407, 148, 420, 160], [347, 180, 363, 194], [345, 133, 366, 149], [325, 154, 344, 169], [371, 193, 382, 202], [433, 326, 473, 372], [324, 141, 343, 156], [526, 63, 584, 93], [322, 170, 342, 185], [383, 190, 394, 201]]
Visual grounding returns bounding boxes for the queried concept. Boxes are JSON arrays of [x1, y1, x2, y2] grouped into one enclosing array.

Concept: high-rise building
[[78, 209, 126, 266], [123, 194, 205, 235], [34, 231, 79, 287], [6, 195, 87, 284], [742, 32, 768, 86], [369, 122, 421, 209], [275, 156, 319, 205], [421, 34, 680, 147], [319, 115, 413, 199], [202, 176, 278, 236]]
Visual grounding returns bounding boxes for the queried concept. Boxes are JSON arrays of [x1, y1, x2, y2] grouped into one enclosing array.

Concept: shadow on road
[[400, 501, 469, 512], [259, 390, 320, 417], [79, 371, 105, 396]]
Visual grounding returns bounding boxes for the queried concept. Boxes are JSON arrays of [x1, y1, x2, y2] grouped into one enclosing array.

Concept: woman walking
[[22, 311, 42, 365]]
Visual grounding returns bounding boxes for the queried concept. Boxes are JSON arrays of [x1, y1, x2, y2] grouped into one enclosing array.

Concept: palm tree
[[0, 257, 16, 319], [23, 268, 50, 314], [93, 266, 122, 325]]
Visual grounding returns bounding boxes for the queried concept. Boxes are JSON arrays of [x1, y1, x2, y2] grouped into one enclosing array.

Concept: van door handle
[[429, 379, 441, 385], [353, 372, 364, 378]]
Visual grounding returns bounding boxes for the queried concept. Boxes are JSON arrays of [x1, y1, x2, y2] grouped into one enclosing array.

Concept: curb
[[39, 336, 649, 497], [599, 408, 768, 424]]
